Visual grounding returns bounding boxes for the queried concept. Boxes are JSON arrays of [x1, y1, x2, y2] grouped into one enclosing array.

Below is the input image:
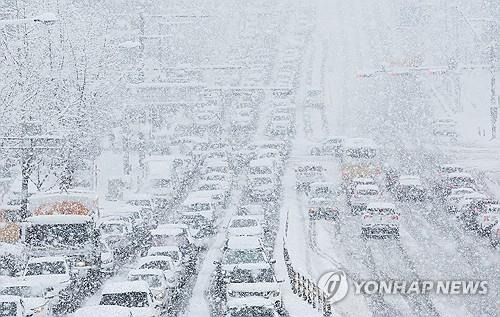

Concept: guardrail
[[283, 238, 333, 316]]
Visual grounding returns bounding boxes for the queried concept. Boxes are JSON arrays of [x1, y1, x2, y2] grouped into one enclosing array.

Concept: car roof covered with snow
[[354, 184, 379, 191], [366, 202, 395, 210], [26, 214, 93, 224], [226, 236, 262, 249], [148, 245, 180, 253], [0, 295, 22, 303], [137, 255, 173, 266], [128, 268, 165, 278], [27, 256, 67, 264], [101, 281, 150, 295]]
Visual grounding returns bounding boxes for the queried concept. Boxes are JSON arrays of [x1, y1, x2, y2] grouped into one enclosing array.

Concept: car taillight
[[483, 215, 490, 222], [496, 229, 500, 236], [363, 214, 372, 219], [391, 215, 399, 220]]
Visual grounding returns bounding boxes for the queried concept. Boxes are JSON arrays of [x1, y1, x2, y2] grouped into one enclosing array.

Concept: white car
[[394, 175, 426, 201], [201, 172, 232, 183], [308, 182, 338, 199], [246, 175, 279, 202], [127, 269, 170, 309], [100, 239, 117, 276], [445, 187, 476, 212], [249, 158, 279, 179], [135, 256, 177, 287], [203, 158, 231, 175], [488, 222, 500, 247], [179, 195, 218, 237], [310, 137, 344, 156], [227, 216, 264, 237], [21, 256, 71, 295], [221, 236, 268, 273], [0, 280, 51, 317], [150, 224, 194, 249], [350, 184, 381, 212], [226, 263, 282, 311], [307, 197, 339, 220], [295, 165, 325, 190], [476, 204, 500, 235], [147, 246, 183, 271], [99, 281, 160, 317], [72, 305, 133, 317], [0, 295, 29, 317], [361, 202, 400, 238]]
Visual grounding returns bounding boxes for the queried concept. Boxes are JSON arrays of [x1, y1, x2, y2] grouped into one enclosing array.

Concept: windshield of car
[[222, 250, 265, 265], [250, 177, 272, 186], [229, 268, 274, 283], [345, 148, 376, 159], [250, 166, 272, 175], [139, 260, 171, 271], [230, 219, 258, 228], [130, 275, 162, 288], [357, 189, 378, 196], [25, 223, 91, 247], [367, 208, 395, 215], [101, 223, 126, 235], [25, 261, 67, 275], [151, 251, 179, 261], [100, 292, 149, 308], [0, 286, 36, 297], [0, 302, 17, 317], [229, 307, 275, 317]]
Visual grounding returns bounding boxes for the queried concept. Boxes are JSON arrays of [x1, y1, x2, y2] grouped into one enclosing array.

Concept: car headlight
[[75, 261, 87, 267]]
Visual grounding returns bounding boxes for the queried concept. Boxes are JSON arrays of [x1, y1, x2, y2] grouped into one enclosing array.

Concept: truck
[[22, 191, 101, 281]]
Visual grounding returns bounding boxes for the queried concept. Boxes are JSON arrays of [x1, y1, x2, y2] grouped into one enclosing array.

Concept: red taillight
[[484, 216, 490, 222], [391, 215, 399, 220], [496, 229, 500, 236]]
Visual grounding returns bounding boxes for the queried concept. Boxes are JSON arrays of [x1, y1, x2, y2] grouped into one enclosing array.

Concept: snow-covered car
[[221, 236, 268, 273], [195, 181, 230, 207], [150, 224, 194, 252], [488, 222, 500, 247], [245, 175, 280, 202], [99, 281, 160, 317], [444, 187, 477, 212], [295, 165, 325, 190], [227, 216, 264, 237], [267, 119, 294, 136], [248, 158, 279, 179], [136, 256, 177, 287], [202, 158, 231, 175], [310, 137, 344, 156], [179, 195, 218, 237], [127, 269, 170, 309], [308, 182, 338, 199], [475, 204, 500, 235], [0, 280, 51, 317], [458, 198, 499, 230], [350, 184, 381, 212], [394, 175, 426, 201], [436, 172, 476, 197], [201, 172, 233, 184], [98, 217, 132, 240], [225, 298, 280, 317], [21, 256, 71, 295], [225, 263, 282, 312], [361, 202, 400, 238], [0, 295, 29, 317], [72, 305, 133, 317], [255, 149, 285, 173], [147, 246, 183, 272], [307, 197, 340, 220], [251, 141, 290, 158], [346, 177, 376, 200]]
